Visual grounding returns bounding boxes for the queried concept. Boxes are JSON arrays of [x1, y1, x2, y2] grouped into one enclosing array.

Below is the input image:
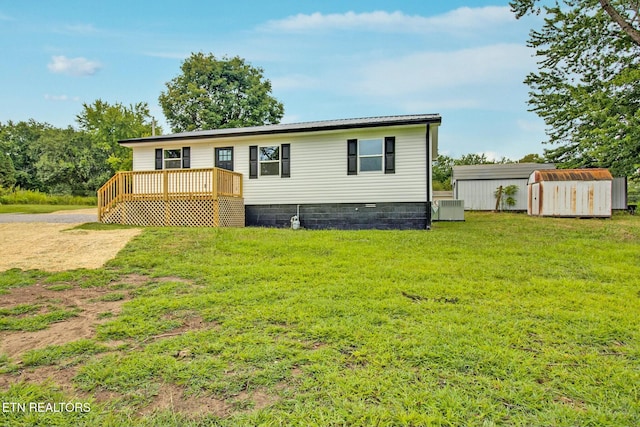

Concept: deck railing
[[97, 168, 243, 222]]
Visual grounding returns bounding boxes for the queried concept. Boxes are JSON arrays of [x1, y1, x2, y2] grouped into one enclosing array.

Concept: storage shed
[[452, 163, 556, 211], [527, 168, 613, 218]]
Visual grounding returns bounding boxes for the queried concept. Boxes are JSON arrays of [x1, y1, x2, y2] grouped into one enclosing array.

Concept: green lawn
[[1, 212, 639, 426]]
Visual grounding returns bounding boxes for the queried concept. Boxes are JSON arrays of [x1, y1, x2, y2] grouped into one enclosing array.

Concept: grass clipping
[[0, 223, 141, 272]]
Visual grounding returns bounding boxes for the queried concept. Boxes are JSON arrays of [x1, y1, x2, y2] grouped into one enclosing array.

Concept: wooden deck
[[98, 168, 244, 227]]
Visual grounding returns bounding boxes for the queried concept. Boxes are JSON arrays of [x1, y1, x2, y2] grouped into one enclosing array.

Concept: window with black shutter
[[182, 147, 191, 169], [249, 145, 258, 179], [281, 144, 290, 178], [384, 137, 395, 174], [155, 149, 163, 170], [347, 139, 358, 175]]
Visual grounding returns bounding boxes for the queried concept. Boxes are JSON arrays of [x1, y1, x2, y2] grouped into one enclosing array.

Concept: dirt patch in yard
[[0, 281, 133, 359], [139, 384, 280, 419], [0, 274, 153, 392], [0, 223, 141, 272], [0, 273, 284, 420]]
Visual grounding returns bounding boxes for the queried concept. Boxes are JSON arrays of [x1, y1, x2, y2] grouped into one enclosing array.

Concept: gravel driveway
[[0, 208, 97, 223], [0, 209, 141, 271]]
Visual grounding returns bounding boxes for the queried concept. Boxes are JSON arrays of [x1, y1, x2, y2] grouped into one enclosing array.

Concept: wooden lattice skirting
[[101, 197, 245, 227]]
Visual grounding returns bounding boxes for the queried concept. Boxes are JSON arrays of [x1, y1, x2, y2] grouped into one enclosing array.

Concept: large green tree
[[77, 100, 156, 172], [0, 100, 154, 195], [34, 127, 105, 195], [159, 53, 284, 132], [511, 0, 640, 177], [0, 151, 16, 188], [0, 120, 52, 191]]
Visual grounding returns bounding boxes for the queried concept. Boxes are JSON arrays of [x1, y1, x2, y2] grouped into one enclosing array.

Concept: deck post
[[163, 171, 169, 201], [164, 171, 170, 225], [212, 168, 219, 226], [212, 168, 218, 199], [97, 192, 103, 222], [117, 173, 124, 224]]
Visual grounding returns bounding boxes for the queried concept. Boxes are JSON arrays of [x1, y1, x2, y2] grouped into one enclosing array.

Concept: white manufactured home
[[98, 114, 442, 229]]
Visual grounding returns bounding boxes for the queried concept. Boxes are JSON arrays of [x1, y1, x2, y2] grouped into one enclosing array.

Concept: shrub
[[0, 188, 96, 205], [494, 184, 519, 211]]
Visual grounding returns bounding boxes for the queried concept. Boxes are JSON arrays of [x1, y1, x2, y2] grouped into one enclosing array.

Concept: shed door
[[530, 183, 540, 216], [215, 147, 234, 171]]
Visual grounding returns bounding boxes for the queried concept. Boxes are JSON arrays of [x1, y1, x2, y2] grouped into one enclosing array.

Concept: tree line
[[0, 53, 283, 196], [432, 153, 545, 191], [0, 101, 154, 195]]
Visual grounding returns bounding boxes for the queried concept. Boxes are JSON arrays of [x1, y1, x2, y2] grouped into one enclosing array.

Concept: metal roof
[[531, 168, 613, 182], [119, 114, 442, 145], [452, 163, 556, 181]]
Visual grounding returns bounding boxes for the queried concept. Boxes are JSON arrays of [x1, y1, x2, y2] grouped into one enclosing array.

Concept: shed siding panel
[[538, 181, 611, 217], [455, 179, 528, 210], [612, 177, 627, 210]]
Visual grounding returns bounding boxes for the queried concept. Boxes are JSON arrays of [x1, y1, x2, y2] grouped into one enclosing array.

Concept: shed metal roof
[[452, 163, 556, 181], [530, 168, 613, 182], [119, 114, 442, 145]]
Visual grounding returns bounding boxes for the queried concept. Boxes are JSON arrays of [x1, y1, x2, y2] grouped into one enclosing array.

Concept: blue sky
[[0, 0, 546, 160]]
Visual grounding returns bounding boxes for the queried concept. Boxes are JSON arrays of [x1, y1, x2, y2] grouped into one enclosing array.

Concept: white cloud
[[280, 113, 303, 124], [482, 151, 501, 162], [47, 55, 102, 76], [428, 6, 515, 32], [402, 98, 484, 111], [270, 74, 320, 91], [44, 94, 80, 102], [517, 118, 545, 133], [63, 24, 99, 35], [0, 12, 13, 21], [355, 43, 534, 97], [261, 6, 514, 34]]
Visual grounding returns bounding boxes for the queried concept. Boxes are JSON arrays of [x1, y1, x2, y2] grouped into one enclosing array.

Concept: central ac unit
[[435, 199, 464, 221]]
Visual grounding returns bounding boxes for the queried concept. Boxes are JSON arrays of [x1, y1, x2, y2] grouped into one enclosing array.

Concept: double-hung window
[[155, 147, 191, 170], [358, 139, 383, 172], [163, 149, 182, 169], [259, 146, 280, 176], [347, 137, 395, 175], [249, 144, 291, 178]]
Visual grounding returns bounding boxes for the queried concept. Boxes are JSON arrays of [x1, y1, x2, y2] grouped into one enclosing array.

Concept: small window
[[164, 149, 182, 169], [259, 146, 280, 176], [218, 149, 232, 162], [359, 139, 383, 172]]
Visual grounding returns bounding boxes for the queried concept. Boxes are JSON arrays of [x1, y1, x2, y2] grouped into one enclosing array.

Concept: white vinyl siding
[[133, 145, 214, 171], [239, 126, 429, 205], [130, 124, 434, 205]]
